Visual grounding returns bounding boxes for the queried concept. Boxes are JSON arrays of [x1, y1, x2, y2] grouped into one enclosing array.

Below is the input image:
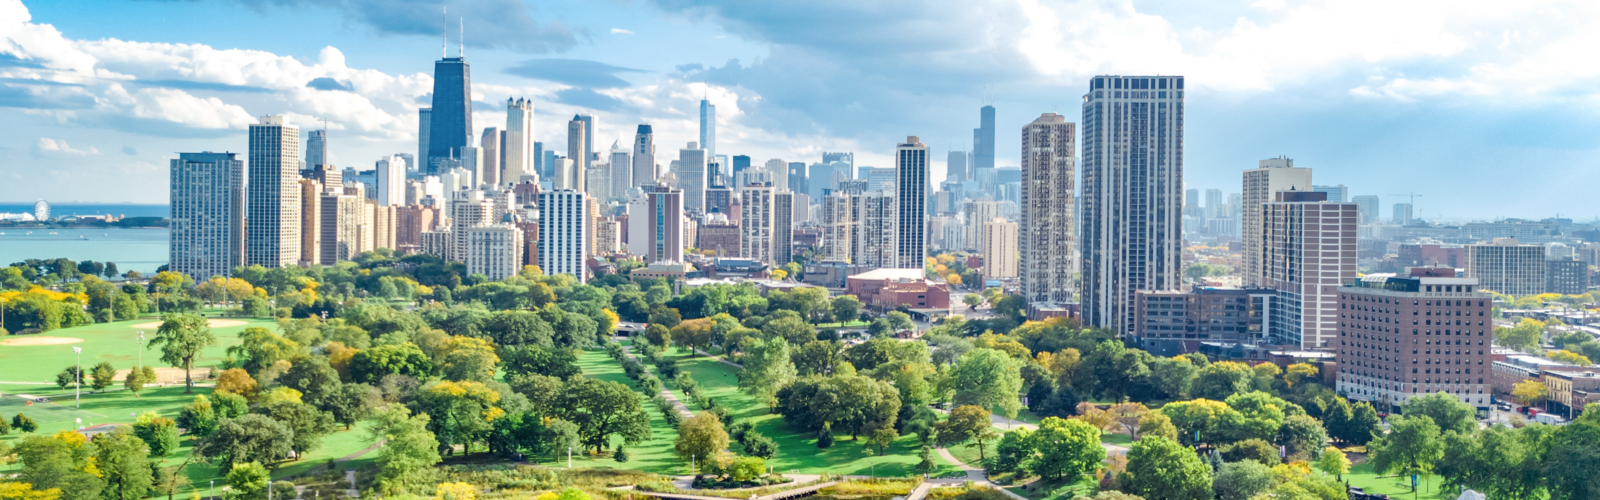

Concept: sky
[[3, 0, 1600, 221]]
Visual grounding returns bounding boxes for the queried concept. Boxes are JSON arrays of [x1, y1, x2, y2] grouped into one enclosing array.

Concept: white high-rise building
[[304, 129, 327, 168], [1020, 113, 1076, 303], [763, 159, 788, 192], [1243, 156, 1313, 286], [983, 218, 1019, 280], [609, 140, 631, 201], [632, 125, 656, 188], [375, 155, 406, 206], [893, 136, 929, 269], [170, 152, 245, 279], [539, 189, 590, 283], [567, 117, 588, 192], [700, 99, 716, 160], [550, 157, 577, 190], [626, 193, 649, 257], [1260, 190, 1357, 349], [246, 115, 301, 268], [1080, 75, 1184, 334], [464, 223, 524, 281], [448, 192, 498, 262], [740, 185, 779, 264], [964, 198, 1000, 252], [677, 142, 708, 215], [586, 162, 610, 202], [504, 98, 535, 183]]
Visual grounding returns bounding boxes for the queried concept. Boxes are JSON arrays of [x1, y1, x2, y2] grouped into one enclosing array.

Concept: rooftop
[[848, 268, 927, 282]]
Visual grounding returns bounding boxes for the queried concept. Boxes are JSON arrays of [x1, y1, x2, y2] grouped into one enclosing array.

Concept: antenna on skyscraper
[[441, 6, 447, 58], [459, 17, 464, 58]]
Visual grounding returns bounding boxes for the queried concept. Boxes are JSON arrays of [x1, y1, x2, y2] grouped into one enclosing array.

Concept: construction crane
[[1387, 192, 1423, 223]]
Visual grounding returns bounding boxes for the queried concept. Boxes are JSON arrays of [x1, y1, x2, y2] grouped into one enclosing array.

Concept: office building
[[628, 125, 656, 189], [823, 191, 896, 269], [982, 218, 1018, 280], [463, 223, 524, 281], [480, 127, 501, 186], [586, 162, 610, 202], [1260, 190, 1358, 349], [574, 114, 594, 170], [319, 191, 366, 263], [642, 184, 685, 264], [565, 117, 589, 190], [1020, 113, 1076, 303], [1242, 156, 1313, 286], [1080, 75, 1185, 334], [1465, 238, 1546, 296], [862, 167, 896, 193], [973, 105, 995, 177], [1204, 189, 1223, 218], [947, 150, 969, 183], [894, 136, 929, 269], [700, 98, 716, 159], [1133, 287, 1274, 355], [298, 178, 325, 264], [788, 162, 808, 201], [1313, 184, 1347, 203], [1352, 195, 1379, 225], [705, 187, 736, 218], [732, 155, 751, 185], [304, 129, 327, 168], [1547, 258, 1588, 295], [538, 189, 590, 282], [1393, 203, 1413, 225], [963, 198, 1000, 252], [448, 192, 499, 262], [699, 217, 740, 257], [417, 108, 430, 172], [375, 155, 406, 206], [246, 115, 301, 267], [170, 152, 245, 279], [608, 140, 631, 201], [774, 191, 794, 264], [395, 205, 441, 254], [677, 143, 708, 215], [1336, 268, 1492, 411], [426, 48, 472, 174]]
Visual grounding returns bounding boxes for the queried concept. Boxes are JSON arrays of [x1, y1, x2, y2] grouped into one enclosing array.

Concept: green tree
[[554, 376, 652, 453], [276, 357, 341, 407], [1276, 414, 1328, 462], [349, 343, 433, 384], [1313, 446, 1351, 480], [1368, 415, 1444, 493], [1213, 460, 1273, 500], [1120, 436, 1213, 500], [368, 405, 441, 494], [673, 412, 730, 465], [438, 336, 501, 383], [830, 295, 862, 324], [55, 365, 83, 390], [1191, 361, 1254, 400], [737, 336, 798, 408], [198, 414, 293, 471], [886, 311, 914, 334], [1496, 318, 1544, 353], [1344, 401, 1382, 446], [96, 425, 154, 500], [1435, 425, 1541, 500], [937, 405, 993, 451], [411, 380, 503, 455], [13, 413, 38, 433], [1401, 392, 1478, 434], [793, 340, 845, 376], [14, 430, 104, 500], [176, 395, 219, 438], [251, 400, 334, 459], [89, 361, 116, 391], [324, 383, 379, 430], [123, 365, 156, 397], [949, 348, 1024, 420], [150, 313, 218, 393], [962, 294, 982, 310], [864, 425, 899, 456], [1025, 417, 1105, 481], [762, 314, 816, 345], [224, 462, 269, 500], [132, 412, 180, 458]]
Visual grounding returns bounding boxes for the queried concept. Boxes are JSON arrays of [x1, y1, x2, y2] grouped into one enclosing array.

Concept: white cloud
[[611, 28, 634, 35], [35, 137, 97, 155]]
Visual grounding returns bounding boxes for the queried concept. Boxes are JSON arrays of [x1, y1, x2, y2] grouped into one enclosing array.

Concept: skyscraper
[[1020, 113, 1076, 304], [480, 127, 501, 186], [567, 117, 589, 191], [574, 114, 595, 169], [1393, 203, 1413, 225], [700, 99, 716, 160], [740, 185, 779, 264], [894, 136, 929, 269], [1260, 190, 1357, 349], [1242, 156, 1312, 286], [732, 155, 751, 186], [983, 218, 1018, 280], [609, 140, 631, 201], [417, 108, 431, 172], [1352, 195, 1379, 224], [1080, 75, 1185, 334], [1204, 189, 1223, 218], [973, 105, 995, 175], [677, 142, 708, 215], [170, 152, 244, 279], [644, 184, 684, 264], [247, 115, 301, 267], [633, 125, 656, 188], [787, 162, 807, 202], [427, 48, 472, 174], [305, 129, 327, 168], [1313, 184, 1347, 203], [946, 150, 968, 183], [539, 189, 590, 283], [376, 155, 406, 206]]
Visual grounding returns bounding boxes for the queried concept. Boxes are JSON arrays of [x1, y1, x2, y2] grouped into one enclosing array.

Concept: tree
[[13, 413, 38, 433], [793, 340, 846, 376], [728, 456, 767, 482], [743, 433, 778, 459], [1106, 402, 1150, 439], [1313, 446, 1350, 480], [324, 383, 379, 430], [89, 362, 116, 391], [501, 346, 580, 378], [1026, 417, 1105, 481], [674, 412, 730, 464], [1368, 415, 1444, 493], [13, 431, 104, 500], [132, 412, 180, 458], [349, 343, 434, 384], [938, 405, 993, 450], [865, 425, 899, 456], [1344, 401, 1383, 446], [1191, 361, 1254, 400], [1276, 414, 1328, 462], [176, 396, 219, 439], [367, 405, 441, 494], [886, 311, 914, 334], [439, 336, 501, 383], [1219, 438, 1278, 464], [123, 366, 156, 397], [252, 400, 334, 459], [277, 357, 341, 407], [737, 336, 797, 408], [642, 324, 671, 350], [197, 414, 293, 471], [210, 391, 249, 419], [1496, 318, 1544, 353], [554, 376, 652, 453], [1120, 436, 1213, 500], [1212, 460, 1273, 500], [95, 425, 154, 500], [963, 294, 982, 310], [1401, 392, 1478, 434], [762, 314, 816, 345], [830, 295, 862, 324], [949, 348, 1025, 420], [411, 380, 503, 455], [150, 313, 217, 393], [613, 443, 629, 463], [224, 462, 269, 500], [816, 423, 834, 448], [1512, 379, 1548, 407], [867, 318, 892, 338], [670, 318, 715, 355], [213, 368, 259, 400]]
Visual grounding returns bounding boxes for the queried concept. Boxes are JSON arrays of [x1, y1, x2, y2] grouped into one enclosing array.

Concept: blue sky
[[3, 0, 1599, 220]]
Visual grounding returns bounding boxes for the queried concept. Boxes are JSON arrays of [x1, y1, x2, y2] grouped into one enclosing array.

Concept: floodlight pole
[[73, 347, 82, 407]]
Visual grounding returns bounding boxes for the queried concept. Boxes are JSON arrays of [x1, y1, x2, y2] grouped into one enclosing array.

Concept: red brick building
[[1336, 267, 1493, 412], [845, 268, 950, 310]]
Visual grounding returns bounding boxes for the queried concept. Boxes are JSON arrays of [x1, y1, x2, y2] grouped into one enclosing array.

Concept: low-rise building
[[1544, 370, 1600, 420], [1133, 287, 1275, 356], [845, 268, 950, 311]]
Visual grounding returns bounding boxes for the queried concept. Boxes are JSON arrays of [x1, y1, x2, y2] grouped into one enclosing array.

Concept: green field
[[1342, 461, 1453, 499], [0, 314, 276, 383]]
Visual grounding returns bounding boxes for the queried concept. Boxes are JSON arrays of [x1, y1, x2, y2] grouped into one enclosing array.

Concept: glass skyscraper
[[427, 56, 473, 174]]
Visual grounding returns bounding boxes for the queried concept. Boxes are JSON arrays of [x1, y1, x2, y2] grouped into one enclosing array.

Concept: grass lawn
[[0, 314, 277, 383], [1004, 476, 1097, 500], [1343, 462, 1452, 499], [946, 439, 996, 468], [1099, 433, 1132, 447], [574, 345, 691, 474]]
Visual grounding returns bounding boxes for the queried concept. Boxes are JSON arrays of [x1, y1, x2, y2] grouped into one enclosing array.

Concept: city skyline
[[5, 1, 1600, 219]]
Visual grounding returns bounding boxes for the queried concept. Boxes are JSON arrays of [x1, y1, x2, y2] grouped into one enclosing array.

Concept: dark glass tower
[[972, 105, 995, 173], [427, 57, 473, 174]]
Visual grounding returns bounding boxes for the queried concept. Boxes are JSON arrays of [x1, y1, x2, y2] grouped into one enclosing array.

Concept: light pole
[[567, 447, 572, 468], [137, 331, 145, 371], [73, 347, 82, 407]]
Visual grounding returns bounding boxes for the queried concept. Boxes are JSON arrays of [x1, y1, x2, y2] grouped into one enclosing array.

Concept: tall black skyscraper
[[972, 105, 995, 174], [427, 53, 472, 174]]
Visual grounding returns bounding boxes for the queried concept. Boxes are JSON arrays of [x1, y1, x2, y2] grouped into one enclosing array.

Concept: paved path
[[934, 408, 1129, 457], [343, 470, 358, 498], [615, 337, 694, 418], [693, 348, 743, 369]]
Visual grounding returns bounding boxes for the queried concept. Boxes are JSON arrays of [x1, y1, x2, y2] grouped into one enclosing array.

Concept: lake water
[[0, 203, 169, 219], [0, 227, 169, 273]]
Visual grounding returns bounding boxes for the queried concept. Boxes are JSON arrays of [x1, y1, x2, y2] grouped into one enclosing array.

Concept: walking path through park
[[693, 348, 743, 369], [932, 408, 1129, 456], [615, 337, 694, 418]]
